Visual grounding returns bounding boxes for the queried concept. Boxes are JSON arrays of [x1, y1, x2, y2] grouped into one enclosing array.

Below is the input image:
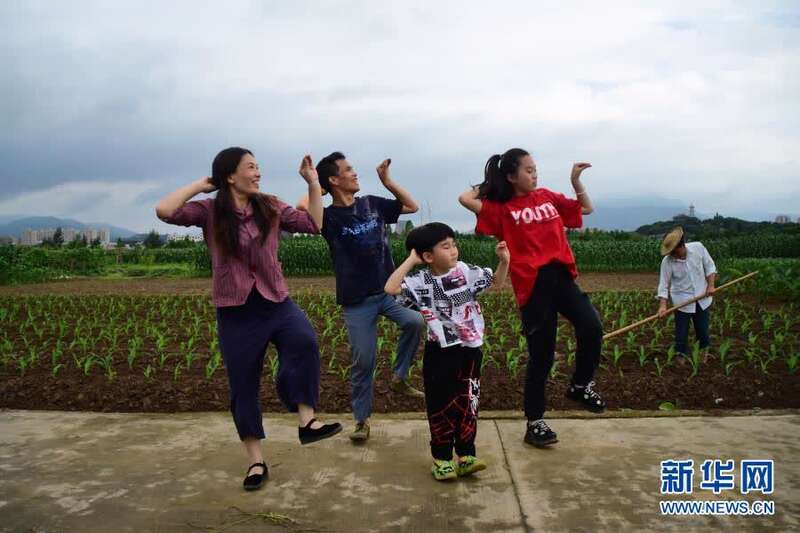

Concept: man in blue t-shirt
[[297, 152, 424, 443]]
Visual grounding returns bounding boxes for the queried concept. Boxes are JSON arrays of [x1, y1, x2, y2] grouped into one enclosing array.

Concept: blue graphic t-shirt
[[322, 195, 403, 305]]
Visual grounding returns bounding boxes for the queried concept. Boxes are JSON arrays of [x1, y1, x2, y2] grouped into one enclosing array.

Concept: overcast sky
[[1, 0, 798, 233]]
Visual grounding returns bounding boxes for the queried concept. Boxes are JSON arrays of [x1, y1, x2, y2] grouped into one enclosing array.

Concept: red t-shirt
[[475, 188, 582, 307]]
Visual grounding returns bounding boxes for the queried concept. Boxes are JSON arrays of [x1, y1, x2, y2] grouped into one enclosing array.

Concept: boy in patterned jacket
[[385, 222, 509, 481]]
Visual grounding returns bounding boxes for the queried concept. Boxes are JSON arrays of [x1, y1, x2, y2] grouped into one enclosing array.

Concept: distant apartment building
[[20, 227, 111, 246], [774, 215, 791, 224], [167, 233, 204, 242]]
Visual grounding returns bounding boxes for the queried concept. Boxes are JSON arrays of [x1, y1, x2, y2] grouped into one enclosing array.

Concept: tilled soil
[[2, 347, 797, 414], [1, 275, 797, 415], [0, 273, 659, 297]]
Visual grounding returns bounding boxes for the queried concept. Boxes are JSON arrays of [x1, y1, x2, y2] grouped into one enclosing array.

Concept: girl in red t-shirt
[[458, 148, 606, 448]]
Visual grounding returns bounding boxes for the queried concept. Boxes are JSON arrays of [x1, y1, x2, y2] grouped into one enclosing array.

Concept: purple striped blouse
[[163, 196, 318, 307]]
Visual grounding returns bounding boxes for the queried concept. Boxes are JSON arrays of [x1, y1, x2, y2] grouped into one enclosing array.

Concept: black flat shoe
[[298, 418, 343, 445], [243, 462, 268, 491]]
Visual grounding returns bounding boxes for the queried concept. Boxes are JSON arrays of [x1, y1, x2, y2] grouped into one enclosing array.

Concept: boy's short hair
[[315, 151, 345, 194], [405, 222, 455, 257]]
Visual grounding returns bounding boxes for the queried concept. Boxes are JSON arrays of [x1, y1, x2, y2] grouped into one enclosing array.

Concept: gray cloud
[[1, 0, 799, 232]]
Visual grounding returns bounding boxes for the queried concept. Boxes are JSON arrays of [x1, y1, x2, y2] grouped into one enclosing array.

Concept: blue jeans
[[674, 306, 711, 356], [343, 293, 425, 422]]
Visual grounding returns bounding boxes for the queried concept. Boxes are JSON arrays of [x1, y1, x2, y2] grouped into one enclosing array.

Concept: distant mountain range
[[0, 216, 137, 241], [580, 198, 696, 231]]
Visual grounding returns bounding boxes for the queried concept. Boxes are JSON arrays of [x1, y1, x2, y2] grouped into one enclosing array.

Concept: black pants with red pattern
[[423, 341, 483, 461]]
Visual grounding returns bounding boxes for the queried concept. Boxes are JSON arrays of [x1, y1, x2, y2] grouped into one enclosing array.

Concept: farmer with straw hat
[[656, 227, 718, 358]]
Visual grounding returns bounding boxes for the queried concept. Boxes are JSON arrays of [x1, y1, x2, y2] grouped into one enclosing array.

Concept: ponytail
[[477, 148, 530, 203]]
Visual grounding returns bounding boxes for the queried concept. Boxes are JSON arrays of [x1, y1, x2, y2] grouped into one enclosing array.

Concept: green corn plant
[[27, 346, 39, 368], [667, 345, 676, 365], [99, 353, 115, 381], [51, 340, 63, 368], [498, 333, 508, 349], [625, 331, 637, 351], [653, 357, 665, 377], [337, 362, 351, 380], [205, 350, 222, 379], [638, 345, 648, 367], [155, 333, 168, 354], [17, 355, 30, 376], [740, 319, 753, 336], [82, 354, 97, 376], [184, 349, 197, 370], [686, 343, 701, 380], [772, 333, 785, 349], [506, 350, 521, 378], [758, 353, 775, 375], [611, 345, 623, 366], [724, 360, 742, 376], [268, 352, 280, 379], [127, 338, 142, 369], [787, 352, 799, 374], [549, 360, 563, 379], [718, 339, 733, 365]]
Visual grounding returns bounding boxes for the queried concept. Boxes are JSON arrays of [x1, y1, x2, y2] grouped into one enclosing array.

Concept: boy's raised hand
[[407, 248, 423, 266], [495, 241, 510, 263], [376, 158, 392, 185], [299, 155, 319, 185]]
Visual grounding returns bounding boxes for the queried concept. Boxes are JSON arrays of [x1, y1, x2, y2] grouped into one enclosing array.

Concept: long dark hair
[[211, 147, 277, 257], [477, 148, 530, 203]]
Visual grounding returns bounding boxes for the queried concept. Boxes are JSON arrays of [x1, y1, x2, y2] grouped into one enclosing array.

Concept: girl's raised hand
[[571, 162, 592, 183]]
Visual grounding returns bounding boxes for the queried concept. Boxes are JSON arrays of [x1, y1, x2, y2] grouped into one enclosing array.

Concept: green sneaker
[[349, 421, 370, 443], [456, 456, 487, 477], [431, 459, 457, 481], [390, 378, 425, 398]]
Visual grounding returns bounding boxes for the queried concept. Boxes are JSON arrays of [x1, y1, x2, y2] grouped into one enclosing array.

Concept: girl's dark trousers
[[520, 263, 603, 421]]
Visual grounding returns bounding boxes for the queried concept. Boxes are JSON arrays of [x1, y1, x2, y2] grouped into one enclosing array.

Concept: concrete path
[[1, 410, 797, 532]]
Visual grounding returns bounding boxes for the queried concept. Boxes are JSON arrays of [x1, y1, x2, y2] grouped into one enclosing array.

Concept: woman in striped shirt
[[156, 147, 341, 491]]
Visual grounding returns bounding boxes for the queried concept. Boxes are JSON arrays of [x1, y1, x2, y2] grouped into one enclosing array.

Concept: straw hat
[[660, 227, 684, 256]]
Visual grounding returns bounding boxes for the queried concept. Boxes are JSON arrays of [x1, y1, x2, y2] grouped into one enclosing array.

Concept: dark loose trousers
[[674, 306, 711, 355], [216, 289, 321, 440], [423, 342, 483, 461], [520, 263, 603, 421]]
